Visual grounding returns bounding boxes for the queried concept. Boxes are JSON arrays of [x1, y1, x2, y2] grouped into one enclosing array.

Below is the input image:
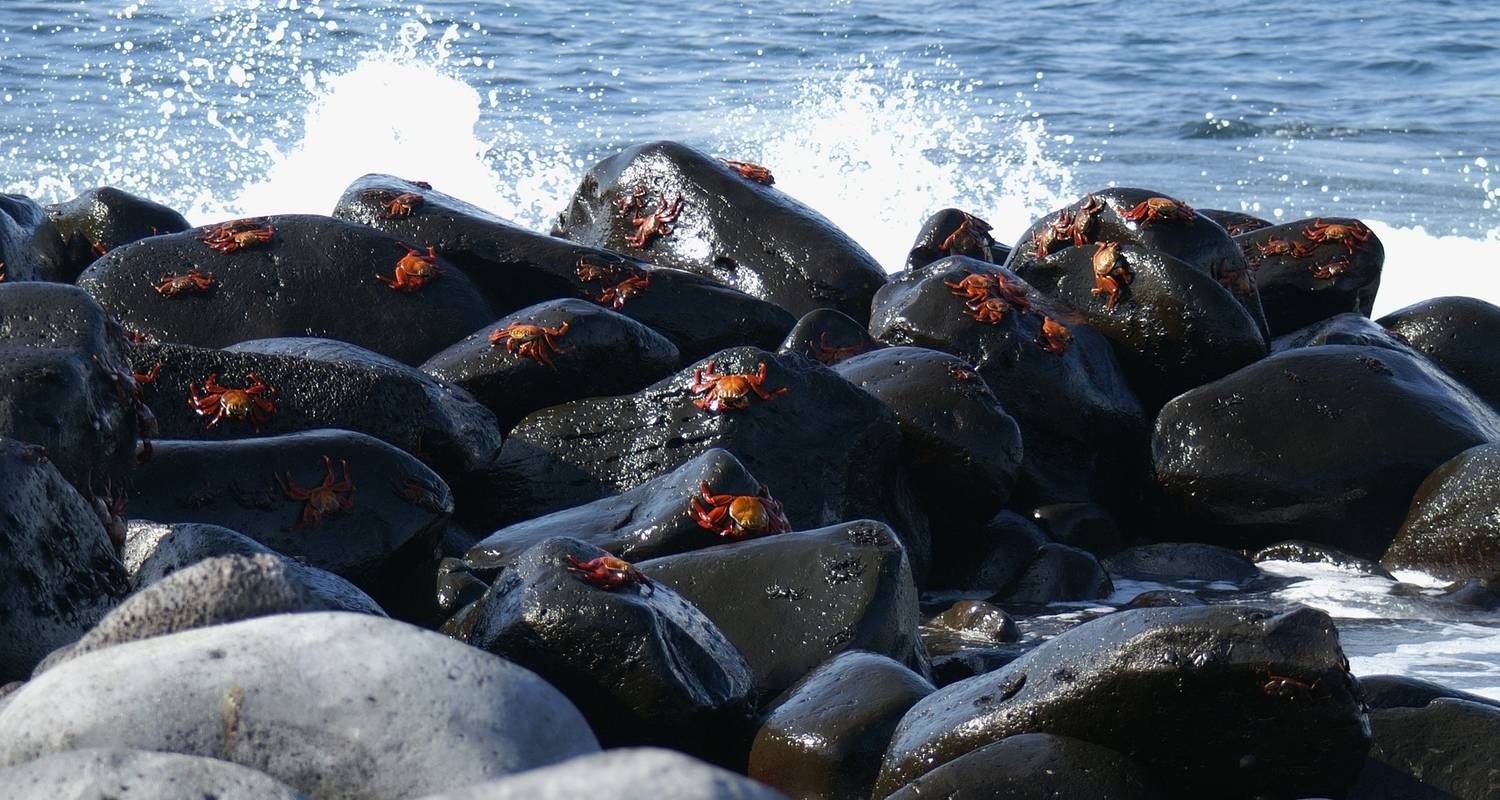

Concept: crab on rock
[[689, 360, 788, 413], [596, 273, 652, 309], [1038, 316, 1073, 353], [187, 372, 276, 429], [565, 553, 653, 595], [381, 192, 425, 219], [1120, 197, 1196, 226], [621, 191, 683, 249], [489, 321, 574, 370], [199, 220, 275, 254], [376, 243, 442, 292], [1091, 242, 1134, 310], [1301, 219, 1372, 253], [940, 213, 995, 255], [691, 480, 791, 539], [719, 158, 775, 185], [276, 455, 355, 528], [153, 268, 216, 297]]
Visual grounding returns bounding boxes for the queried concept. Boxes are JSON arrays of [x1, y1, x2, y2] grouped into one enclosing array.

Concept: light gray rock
[[122, 520, 276, 588], [414, 748, 788, 800], [0, 612, 600, 800], [36, 554, 384, 673], [0, 748, 306, 799]]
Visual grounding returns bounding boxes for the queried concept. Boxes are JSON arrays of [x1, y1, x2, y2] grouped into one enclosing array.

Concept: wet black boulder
[[334, 173, 794, 361], [1013, 243, 1266, 408], [552, 140, 888, 322], [1104, 543, 1262, 586], [1198, 208, 1272, 237], [77, 214, 494, 365], [1383, 442, 1500, 580], [1032, 502, 1125, 556], [491, 346, 931, 578], [1378, 296, 1500, 413], [1349, 698, 1500, 800], [0, 283, 143, 508], [465, 448, 783, 576], [0, 193, 67, 283], [749, 651, 935, 800], [45, 187, 190, 282], [1252, 540, 1394, 579], [874, 605, 1370, 799], [0, 438, 129, 682], [869, 257, 1144, 508], [1270, 311, 1411, 354], [422, 298, 680, 432], [988, 542, 1113, 605], [1356, 674, 1500, 712], [886, 733, 1165, 800], [639, 520, 927, 700], [1153, 345, 1500, 558], [126, 429, 452, 623], [927, 510, 1047, 594], [1234, 217, 1384, 337], [905, 208, 1010, 270], [461, 537, 754, 762], [833, 346, 1023, 531], [776, 308, 884, 368]]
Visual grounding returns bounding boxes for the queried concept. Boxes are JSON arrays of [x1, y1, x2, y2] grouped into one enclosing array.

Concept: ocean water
[[3, 1, 1499, 691]]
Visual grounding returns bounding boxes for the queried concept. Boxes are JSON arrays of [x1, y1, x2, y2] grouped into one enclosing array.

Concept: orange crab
[[964, 296, 1016, 325], [691, 480, 791, 538], [1031, 210, 1077, 258], [622, 192, 683, 249], [575, 257, 618, 283], [1091, 242, 1134, 310], [377, 243, 442, 292], [132, 363, 161, 385], [1301, 219, 1371, 253], [187, 372, 277, 430], [276, 455, 355, 528], [720, 158, 775, 185], [199, 220, 275, 254], [1309, 256, 1352, 280], [565, 553, 653, 594], [944, 271, 1003, 306], [1120, 197, 1195, 226], [489, 321, 574, 370], [1254, 237, 1312, 260], [1038, 316, 1073, 353], [381, 192, 425, 219], [596, 273, 652, 309], [1068, 194, 1106, 245], [689, 360, 788, 413], [808, 332, 869, 365], [940, 214, 994, 255], [153, 268, 216, 297]]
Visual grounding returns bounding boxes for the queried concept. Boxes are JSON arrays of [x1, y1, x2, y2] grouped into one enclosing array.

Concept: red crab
[[944, 271, 1002, 306], [1069, 193, 1106, 245], [1309, 256, 1352, 280], [622, 192, 683, 249], [187, 372, 277, 429], [720, 158, 775, 185], [808, 332, 869, 365], [199, 220, 275, 254], [1038, 316, 1073, 353], [565, 553, 653, 594], [596, 273, 652, 309], [964, 296, 1015, 325], [575, 257, 618, 283], [1031, 210, 1077, 258], [1301, 219, 1372, 253], [376, 243, 442, 292], [940, 214, 994, 255], [276, 455, 355, 528], [691, 480, 791, 538], [689, 360, 787, 412], [1259, 666, 1322, 700], [1091, 242, 1134, 310], [153, 268, 216, 297], [132, 363, 161, 385], [1120, 197, 1195, 226], [1254, 237, 1312, 260], [489, 321, 574, 370], [381, 192, 425, 219]]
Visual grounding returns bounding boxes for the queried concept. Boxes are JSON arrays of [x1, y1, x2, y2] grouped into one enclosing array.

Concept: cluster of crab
[[1250, 218, 1374, 280], [943, 270, 1074, 354]]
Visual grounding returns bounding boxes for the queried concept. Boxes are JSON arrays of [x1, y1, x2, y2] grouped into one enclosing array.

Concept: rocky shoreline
[[1, 140, 1498, 798]]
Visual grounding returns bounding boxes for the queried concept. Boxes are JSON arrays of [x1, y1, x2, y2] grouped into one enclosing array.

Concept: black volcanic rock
[[1104, 543, 1262, 586], [1013, 242, 1266, 408], [0, 193, 67, 282], [1378, 296, 1500, 413], [990, 542, 1113, 605], [1356, 674, 1500, 712], [422, 298, 681, 432], [1234, 217, 1384, 337], [776, 308, 884, 367], [1198, 208, 1271, 237], [1271, 311, 1411, 354], [461, 537, 754, 761], [874, 606, 1369, 799], [639, 520, 927, 700], [465, 448, 783, 576], [905, 208, 1009, 270], [334, 173, 795, 361], [126, 429, 452, 622], [0, 283, 143, 511], [868, 257, 1144, 508], [552, 140, 888, 322], [1153, 345, 1500, 557], [77, 214, 494, 365], [1252, 540, 1394, 578], [833, 346, 1023, 530], [886, 733, 1165, 800], [749, 651, 935, 800], [490, 346, 931, 578], [0, 438, 129, 682], [1383, 442, 1500, 580], [45, 187, 190, 281], [926, 510, 1047, 594], [1349, 698, 1500, 800]]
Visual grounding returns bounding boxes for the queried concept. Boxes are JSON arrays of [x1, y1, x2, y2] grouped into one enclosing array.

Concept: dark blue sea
[[3, 0, 1499, 692]]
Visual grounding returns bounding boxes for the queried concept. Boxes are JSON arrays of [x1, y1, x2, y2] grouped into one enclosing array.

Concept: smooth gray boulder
[[0, 748, 306, 799], [413, 748, 788, 800], [122, 520, 279, 587], [0, 613, 599, 800]]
